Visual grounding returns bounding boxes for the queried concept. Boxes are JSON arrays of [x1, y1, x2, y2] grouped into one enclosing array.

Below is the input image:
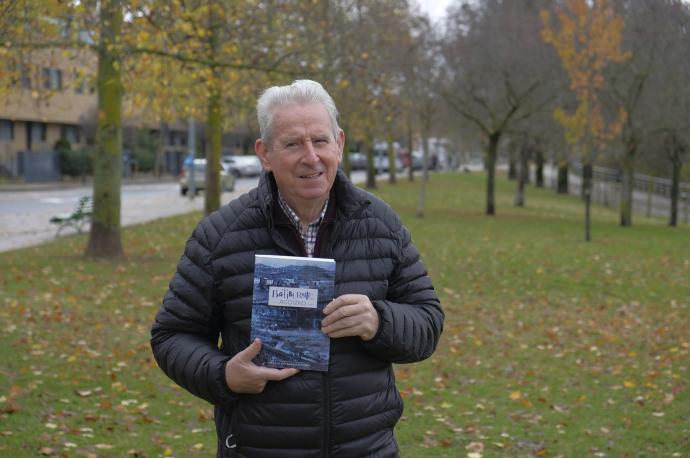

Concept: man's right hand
[[225, 338, 300, 394]]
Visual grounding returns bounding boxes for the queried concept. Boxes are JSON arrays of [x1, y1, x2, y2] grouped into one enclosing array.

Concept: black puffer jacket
[[151, 170, 443, 457]]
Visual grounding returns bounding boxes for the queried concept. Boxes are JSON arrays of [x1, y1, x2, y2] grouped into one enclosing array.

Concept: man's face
[[255, 103, 344, 212]]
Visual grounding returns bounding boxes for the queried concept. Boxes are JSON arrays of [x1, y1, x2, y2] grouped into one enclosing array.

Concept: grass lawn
[[1, 172, 688, 457]]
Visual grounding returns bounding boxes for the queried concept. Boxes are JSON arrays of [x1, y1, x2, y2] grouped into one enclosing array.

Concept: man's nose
[[302, 141, 320, 163]]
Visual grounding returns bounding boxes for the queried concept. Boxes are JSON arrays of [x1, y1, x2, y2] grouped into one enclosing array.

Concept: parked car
[[346, 152, 367, 170], [221, 155, 262, 177], [373, 150, 404, 173], [180, 158, 236, 196], [410, 152, 425, 171]]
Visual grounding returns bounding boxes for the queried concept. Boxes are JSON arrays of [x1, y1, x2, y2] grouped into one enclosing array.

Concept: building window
[[20, 65, 32, 88], [170, 131, 187, 147], [73, 70, 94, 95], [0, 120, 14, 142], [30, 123, 47, 144], [42, 68, 63, 91], [61, 125, 81, 144]]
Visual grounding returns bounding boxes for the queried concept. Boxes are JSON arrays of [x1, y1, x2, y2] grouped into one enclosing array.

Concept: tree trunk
[[406, 118, 414, 182], [515, 144, 528, 207], [557, 160, 569, 194], [204, 6, 222, 216], [205, 77, 222, 215], [417, 132, 429, 218], [619, 146, 635, 227], [535, 149, 544, 188], [365, 130, 376, 189], [387, 134, 396, 184], [508, 150, 517, 180], [342, 146, 351, 177], [583, 163, 593, 242], [669, 150, 681, 227], [85, 0, 124, 258], [486, 132, 500, 215]]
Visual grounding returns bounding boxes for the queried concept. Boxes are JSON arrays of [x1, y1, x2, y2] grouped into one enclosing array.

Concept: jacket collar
[[257, 169, 370, 222]]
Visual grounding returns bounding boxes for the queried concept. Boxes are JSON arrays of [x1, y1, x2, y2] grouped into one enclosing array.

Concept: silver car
[[221, 155, 262, 177], [180, 158, 236, 196]]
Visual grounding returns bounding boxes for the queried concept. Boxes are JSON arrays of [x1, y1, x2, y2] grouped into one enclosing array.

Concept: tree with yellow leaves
[[541, 0, 629, 240]]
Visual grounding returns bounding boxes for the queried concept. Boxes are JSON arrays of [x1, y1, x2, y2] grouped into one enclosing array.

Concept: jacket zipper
[[322, 370, 330, 457]]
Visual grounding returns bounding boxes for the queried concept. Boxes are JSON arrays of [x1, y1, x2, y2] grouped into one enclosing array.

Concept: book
[[250, 254, 335, 372]]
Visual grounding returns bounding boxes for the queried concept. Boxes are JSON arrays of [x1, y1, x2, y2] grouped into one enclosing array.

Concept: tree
[[442, 0, 556, 215], [541, 0, 629, 241], [605, 0, 671, 227], [639, 0, 690, 226], [402, 14, 441, 217], [326, 0, 414, 190], [85, 0, 125, 256]]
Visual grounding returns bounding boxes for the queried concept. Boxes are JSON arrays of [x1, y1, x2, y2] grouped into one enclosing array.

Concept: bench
[[49, 196, 92, 237]]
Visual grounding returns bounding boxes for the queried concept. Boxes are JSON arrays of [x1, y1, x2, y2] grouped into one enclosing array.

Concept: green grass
[[1, 172, 688, 457]]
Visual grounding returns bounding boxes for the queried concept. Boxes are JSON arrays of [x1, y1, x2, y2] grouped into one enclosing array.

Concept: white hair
[[256, 80, 340, 147]]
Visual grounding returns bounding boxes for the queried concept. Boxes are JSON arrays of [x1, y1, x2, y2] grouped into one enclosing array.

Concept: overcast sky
[[416, 0, 454, 23]]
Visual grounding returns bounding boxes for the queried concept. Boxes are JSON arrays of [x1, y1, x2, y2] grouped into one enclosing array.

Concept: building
[[1, 47, 257, 181], [0, 47, 96, 179]]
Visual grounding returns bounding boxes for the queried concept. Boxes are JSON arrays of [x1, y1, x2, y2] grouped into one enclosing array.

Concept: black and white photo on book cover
[[250, 254, 335, 372]]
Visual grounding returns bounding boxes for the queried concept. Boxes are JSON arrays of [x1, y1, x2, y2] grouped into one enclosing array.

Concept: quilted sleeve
[[150, 219, 236, 408], [361, 220, 444, 363]]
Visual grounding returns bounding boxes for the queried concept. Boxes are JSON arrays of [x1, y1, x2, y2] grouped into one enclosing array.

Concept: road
[[0, 178, 260, 253], [0, 171, 370, 253]]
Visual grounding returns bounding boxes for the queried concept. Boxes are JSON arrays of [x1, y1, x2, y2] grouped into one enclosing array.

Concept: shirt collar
[[277, 192, 329, 231]]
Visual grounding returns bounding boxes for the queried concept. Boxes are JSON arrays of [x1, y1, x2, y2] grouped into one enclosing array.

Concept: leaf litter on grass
[[1, 174, 688, 457]]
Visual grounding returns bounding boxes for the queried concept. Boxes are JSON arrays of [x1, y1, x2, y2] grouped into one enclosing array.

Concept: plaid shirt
[[278, 194, 329, 257]]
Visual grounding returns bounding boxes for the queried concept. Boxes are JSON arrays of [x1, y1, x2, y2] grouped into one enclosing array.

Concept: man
[[151, 80, 443, 457]]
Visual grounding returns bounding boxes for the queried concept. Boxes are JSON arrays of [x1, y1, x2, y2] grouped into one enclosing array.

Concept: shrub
[[57, 143, 93, 178]]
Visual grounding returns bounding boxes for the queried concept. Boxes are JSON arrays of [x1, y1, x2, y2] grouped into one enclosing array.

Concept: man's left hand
[[321, 294, 379, 341]]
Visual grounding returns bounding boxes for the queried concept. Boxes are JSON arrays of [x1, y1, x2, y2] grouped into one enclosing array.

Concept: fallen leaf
[[466, 441, 484, 452]]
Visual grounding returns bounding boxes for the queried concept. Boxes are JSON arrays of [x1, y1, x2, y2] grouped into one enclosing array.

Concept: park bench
[[49, 196, 92, 237]]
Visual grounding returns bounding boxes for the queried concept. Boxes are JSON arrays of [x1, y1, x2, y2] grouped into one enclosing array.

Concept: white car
[[373, 150, 404, 173], [221, 155, 262, 177], [180, 158, 236, 196]]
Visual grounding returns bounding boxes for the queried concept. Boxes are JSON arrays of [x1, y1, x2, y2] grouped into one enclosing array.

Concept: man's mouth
[[299, 171, 324, 179]]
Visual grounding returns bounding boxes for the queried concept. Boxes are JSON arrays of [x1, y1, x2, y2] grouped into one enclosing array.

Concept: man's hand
[[225, 339, 299, 394], [321, 294, 380, 341]]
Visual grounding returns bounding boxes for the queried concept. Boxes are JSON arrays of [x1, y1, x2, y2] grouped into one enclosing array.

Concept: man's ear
[[255, 139, 272, 172]]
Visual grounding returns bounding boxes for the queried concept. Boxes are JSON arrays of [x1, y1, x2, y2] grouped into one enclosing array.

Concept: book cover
[[250, 254, 335, 372]]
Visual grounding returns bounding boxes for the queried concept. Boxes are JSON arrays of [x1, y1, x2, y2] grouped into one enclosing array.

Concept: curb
[[0, 177, 177, 192]]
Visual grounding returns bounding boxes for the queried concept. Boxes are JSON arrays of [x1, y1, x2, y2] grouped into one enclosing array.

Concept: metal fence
[[546, 163, 690, 223]]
